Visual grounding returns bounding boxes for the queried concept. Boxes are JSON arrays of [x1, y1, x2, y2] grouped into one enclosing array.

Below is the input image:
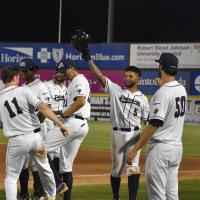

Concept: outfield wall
[[90, 94, 200, 124]]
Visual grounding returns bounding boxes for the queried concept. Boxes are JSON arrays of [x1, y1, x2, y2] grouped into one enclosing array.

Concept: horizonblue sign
[[0, 43, 129, 69]]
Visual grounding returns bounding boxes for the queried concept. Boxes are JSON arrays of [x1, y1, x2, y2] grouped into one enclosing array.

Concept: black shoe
[[31, 197, 39, 200], [56, 182, 68, 195], [17, 193, 30, 200]]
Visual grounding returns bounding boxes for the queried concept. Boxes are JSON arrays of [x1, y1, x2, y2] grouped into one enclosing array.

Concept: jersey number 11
[[4, 98, 23, 118]]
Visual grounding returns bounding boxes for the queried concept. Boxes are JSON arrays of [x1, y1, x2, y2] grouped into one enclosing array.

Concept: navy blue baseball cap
[[155, 53, 178, 74], [155, 53, 178, 69], [19, 58, 36, 69], [56, 59, 75, 72]]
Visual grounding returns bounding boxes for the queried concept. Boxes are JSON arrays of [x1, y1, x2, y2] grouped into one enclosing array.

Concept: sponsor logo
[[52, 48, 64, 63], [0, 47, 33, 63], [37, 48, 51, 63], [194, 75, 200, 92]]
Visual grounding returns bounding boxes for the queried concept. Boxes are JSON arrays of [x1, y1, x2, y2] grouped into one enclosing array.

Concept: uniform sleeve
[[72, 82, 88, 98], [142, 96, 149, 121], [23, 87, 42, 109], [149, 90, 168, 122], [104, 78, 121, 94], [38, 85, 51, 104]]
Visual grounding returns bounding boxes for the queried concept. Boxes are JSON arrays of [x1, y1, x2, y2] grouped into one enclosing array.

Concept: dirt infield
[[0, 144, 200, 187]]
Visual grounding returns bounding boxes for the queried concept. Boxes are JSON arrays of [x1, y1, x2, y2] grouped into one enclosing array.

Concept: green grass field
[[0, 122, 200, 157], [0, 122, 199, 199], [0, 180, 200, 200]]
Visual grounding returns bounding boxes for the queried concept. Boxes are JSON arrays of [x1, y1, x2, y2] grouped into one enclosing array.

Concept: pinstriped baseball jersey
[[149, 80, 187, 145], [23, 78, 51, 128], [0, 86, 42, 137], [25, 78, 51, 104], [64, 74, 90, 119], [45, 80, 67, 111], [105, 78, 149, 128]]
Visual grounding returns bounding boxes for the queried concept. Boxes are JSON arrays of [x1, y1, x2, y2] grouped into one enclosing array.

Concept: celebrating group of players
[[0, 30, 186, 200]]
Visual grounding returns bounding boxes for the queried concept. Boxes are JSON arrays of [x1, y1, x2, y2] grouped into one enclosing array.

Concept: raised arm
[[87, 60, 106, 87]]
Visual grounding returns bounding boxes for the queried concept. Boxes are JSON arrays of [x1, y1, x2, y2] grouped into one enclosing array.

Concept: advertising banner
[[130, 43, 200, 68], [91, 95, 200, 124], [0, 43, 129, 69], [191, 71, 200, 95], [185, 99, 200, 124], [0, 68, 191, 94], [138, 70, 190, 95]]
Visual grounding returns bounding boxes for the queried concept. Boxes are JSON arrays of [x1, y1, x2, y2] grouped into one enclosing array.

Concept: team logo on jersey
[[52, 48, 64, 63], [119, 95, 140, 106], [153, 108, 159, 115], [54, 95, 65, 101], [78, 89, 82, 94]]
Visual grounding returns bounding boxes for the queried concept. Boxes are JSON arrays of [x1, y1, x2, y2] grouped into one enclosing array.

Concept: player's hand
[[59, 125, 68, 137], [126, 149, 137, 165], [71, 29, 92, 61]]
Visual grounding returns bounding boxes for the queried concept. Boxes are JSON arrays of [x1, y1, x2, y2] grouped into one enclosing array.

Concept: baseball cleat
[[17, 193, 31, 200], [56, 182, 68, 196]]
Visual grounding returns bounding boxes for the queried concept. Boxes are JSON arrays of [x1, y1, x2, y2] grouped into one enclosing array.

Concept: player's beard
[[125, 82, 136, 88], [158, 69, 161, 78]]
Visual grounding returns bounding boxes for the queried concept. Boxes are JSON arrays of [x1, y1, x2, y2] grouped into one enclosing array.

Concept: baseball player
[[45, 64, 67, 182], [44, 59, 90, 200], [70, 30, 149, 200], [127, 53, 187, 200], [19, 59, 68, 199], [18, 58, 52, 199], [0, 66, 68, 200]]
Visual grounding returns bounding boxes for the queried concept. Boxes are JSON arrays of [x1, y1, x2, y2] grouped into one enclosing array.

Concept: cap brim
[[155, 59, 160, 63]]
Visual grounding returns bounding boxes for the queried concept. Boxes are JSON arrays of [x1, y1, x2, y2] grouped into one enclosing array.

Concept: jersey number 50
[[174, 96, 186, 118]]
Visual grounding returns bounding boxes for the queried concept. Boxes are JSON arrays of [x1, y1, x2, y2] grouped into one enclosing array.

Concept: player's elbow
[[75, 96, 86, 108], [37, 103, 48, 116]]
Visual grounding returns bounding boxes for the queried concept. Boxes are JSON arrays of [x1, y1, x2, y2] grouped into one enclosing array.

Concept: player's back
[[65, 74, 90, 119], [0, 86, 41, 137], [150, 80, 187, 145], [26, 78, 50, 102]]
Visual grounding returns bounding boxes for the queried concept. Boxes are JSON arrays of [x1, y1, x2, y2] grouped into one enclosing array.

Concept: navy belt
[[64, 115, 85, 121], [10, 127, 41, 138], [34, 127, 41, 133], [113, 126, 139, 132]]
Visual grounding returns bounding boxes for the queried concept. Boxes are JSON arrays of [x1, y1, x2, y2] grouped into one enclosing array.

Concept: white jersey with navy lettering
[[22, 78, 51, 129], [149, 80, 187, 145], [0, 86, 41, 137], [63, 74, 90, 119], [105, 78, 149, 129], [25, 78, 51, 104], [45, 80, 67, 131], [45, 80, 67, 112]]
